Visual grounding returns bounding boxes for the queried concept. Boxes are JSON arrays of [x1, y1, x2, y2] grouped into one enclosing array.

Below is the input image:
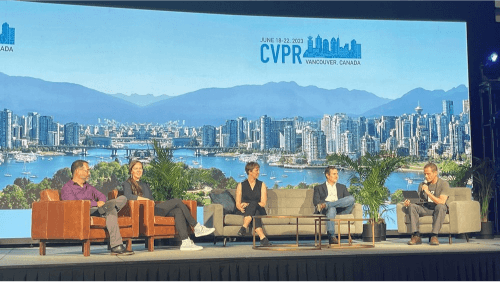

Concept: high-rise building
[[302, 127, 326, 161], [202, 125, 216, 147], [39, 115, 54, 145], [321, 115, 335, 154], [28, 112, 40, 142], [237, 117, 247, 144], [225, 120, 238, 147], [443, 100, 454, 117], [462, 100, 470, 114], [0, 109, 13, 149], [260, 115, 271, 151], [282, 125, 297, 152], [64, 122, 80, 146]]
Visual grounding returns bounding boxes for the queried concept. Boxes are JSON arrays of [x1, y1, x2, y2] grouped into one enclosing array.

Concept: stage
[[1, 236, 499, 281]]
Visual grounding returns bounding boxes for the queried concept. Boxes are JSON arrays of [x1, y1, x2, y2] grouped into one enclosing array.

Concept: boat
[[261, 173, 267, 176], [4, 174, 12, 177], [282, 174, 288, 178], [30, 175, 38, 178], [270, 172, 276, 180], [14, 153, 37, 163], [48, 157, 53, 161]]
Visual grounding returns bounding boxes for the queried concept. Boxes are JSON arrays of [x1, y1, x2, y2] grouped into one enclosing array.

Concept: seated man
[[313, 166, 355, 244], [403, 162, 449, 246], [61, 160, 134, 255]]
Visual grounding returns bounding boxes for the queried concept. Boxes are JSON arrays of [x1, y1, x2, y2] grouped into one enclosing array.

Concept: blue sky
[[1, 1, 469, 99]]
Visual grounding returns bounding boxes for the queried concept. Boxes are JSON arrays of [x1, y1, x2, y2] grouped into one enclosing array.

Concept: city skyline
[[0, 98, 471, 162]]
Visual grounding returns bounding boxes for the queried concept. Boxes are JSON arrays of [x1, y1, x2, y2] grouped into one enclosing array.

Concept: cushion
[[210, 190, 236, 215]]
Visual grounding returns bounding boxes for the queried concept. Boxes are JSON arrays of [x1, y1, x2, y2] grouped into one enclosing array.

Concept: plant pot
[[476, 221, 494, 239], [380, 222, 386, 241], [362, 222, 382, 242]]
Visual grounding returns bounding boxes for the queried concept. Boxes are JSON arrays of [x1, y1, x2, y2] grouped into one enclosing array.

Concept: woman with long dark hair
[[122, 160, 214, 251]]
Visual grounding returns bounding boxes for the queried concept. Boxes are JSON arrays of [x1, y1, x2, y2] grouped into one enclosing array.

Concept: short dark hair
[[424, 162, 438, 172], [71, 160, 89, 176], [245, 162, 260, 175], [324, 166, 337, 177]]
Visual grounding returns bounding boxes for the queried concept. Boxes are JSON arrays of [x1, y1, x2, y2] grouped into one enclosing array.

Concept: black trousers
[[154, 198, 197, 240], [235, 201, 267, 229]]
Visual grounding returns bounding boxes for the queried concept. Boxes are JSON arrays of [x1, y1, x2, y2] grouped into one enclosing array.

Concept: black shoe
[[329, 236, 339, 245], [110, 244, 134, 255], [237, 226, 247, 236], [260, 237, 272, 247]]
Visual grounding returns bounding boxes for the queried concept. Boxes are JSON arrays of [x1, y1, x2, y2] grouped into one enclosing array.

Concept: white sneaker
[[180, 239, 203, 251], [194, 223, 215, 237]]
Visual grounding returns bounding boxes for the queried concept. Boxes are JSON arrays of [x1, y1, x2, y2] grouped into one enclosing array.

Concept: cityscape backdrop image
[[0, 1, 470, 237]]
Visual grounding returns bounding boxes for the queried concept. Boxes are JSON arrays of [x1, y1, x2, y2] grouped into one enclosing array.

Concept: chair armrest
[[203, 204, 224, 236], [182, 200, 197, 223], [32, 200, 91, 240], [117, 200, 140, 237], [395, 203, 408, 233], [352, 203, 363, 232], [448, 200, 481, 234], [138, 200, 156, 236]]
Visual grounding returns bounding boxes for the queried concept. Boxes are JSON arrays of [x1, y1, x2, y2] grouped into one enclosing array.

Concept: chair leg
[[449, 234, 452, 244], [148, 237, 154, 252], [83, 240, 91, 256], [465, 233, 470, 242], [223, 237, 227, 247], [125, 239, 132, 251], [39, 240, 46, 256]]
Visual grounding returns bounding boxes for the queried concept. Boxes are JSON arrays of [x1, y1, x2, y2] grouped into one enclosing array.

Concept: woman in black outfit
[[235, 161, 272, 246], [122, 160, 215, 251]]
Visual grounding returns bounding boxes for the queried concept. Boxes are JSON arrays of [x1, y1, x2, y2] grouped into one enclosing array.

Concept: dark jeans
[[154, 198, 197, 240], [235, 201, 267, 229]]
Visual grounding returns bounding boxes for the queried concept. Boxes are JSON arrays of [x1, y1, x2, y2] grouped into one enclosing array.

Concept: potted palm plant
[[331, 152, 407, 242], [471, 157, 497, 239]]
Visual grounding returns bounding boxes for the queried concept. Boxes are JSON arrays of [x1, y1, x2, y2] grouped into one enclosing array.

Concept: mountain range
[[109, 93, 171, 106], [0, 72, 469, 126]]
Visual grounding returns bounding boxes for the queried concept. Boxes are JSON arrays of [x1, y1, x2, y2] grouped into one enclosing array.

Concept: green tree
[[334, 152, 407, 223], [390, 189, 404, 204], [89, 161, 128, 196], [0, 185, 29, 209], [471, 157, 497, 222], [440, 159, 472, 187], [51, 168, 72, 190], [23, 178, 52, 207], [142, 140, 193, 200], [187, 168, 217, 190]]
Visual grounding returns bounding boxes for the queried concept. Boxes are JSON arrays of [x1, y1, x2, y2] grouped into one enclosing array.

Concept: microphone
[[422, 181, 430, 186]]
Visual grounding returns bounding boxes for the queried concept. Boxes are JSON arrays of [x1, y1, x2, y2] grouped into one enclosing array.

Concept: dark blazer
[[313, 182, 351, 214]]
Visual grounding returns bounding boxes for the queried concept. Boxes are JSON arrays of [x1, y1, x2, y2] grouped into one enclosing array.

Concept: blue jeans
[[325, 196, 355, 236]]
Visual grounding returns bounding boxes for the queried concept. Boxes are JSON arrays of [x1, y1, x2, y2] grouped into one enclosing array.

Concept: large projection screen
[[0, 1, 470, 238]]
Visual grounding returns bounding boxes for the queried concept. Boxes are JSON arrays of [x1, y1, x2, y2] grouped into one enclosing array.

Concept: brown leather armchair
[[108, 190, 197, 251], [31, 189, 139, 256]]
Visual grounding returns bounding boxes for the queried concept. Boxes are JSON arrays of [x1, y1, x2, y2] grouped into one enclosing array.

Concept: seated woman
[[122, 160, 215, 251], [235, 161, 272, 246]]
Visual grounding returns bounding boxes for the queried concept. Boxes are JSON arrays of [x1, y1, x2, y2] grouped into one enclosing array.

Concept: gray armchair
[[396, 187, 481, 243]]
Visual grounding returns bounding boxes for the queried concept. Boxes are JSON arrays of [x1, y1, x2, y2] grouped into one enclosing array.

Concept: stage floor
[[2, 236, 500, 267]]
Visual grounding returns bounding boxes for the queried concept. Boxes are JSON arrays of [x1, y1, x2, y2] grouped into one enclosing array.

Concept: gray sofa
[[396, 187, 481, 242], [204, 189, 363, 246]]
